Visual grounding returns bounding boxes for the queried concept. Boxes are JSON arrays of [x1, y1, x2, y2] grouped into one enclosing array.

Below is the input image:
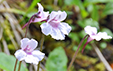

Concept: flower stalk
[[18, 61, 22, 71], [67, 35, 88, 71], [14, 59, 18, 71], [37, 34, 45, 71]]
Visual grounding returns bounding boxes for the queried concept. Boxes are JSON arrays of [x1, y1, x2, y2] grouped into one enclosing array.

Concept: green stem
[[40, 34, 45, 51], [18, 61, 22, 71], [0, 69, 3, 71], [37, 34, 45, 71], [24, 26, 29, 38], [14, 59, 18, 71], [37, 62, 41, 71], [67, 35, 88, 71]]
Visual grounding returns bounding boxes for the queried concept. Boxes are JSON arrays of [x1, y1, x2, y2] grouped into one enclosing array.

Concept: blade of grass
[[23, 0, 41, 18], [91, 43, 113, 71]]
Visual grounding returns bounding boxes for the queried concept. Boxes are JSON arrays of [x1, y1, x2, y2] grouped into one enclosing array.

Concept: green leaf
[[87, 4, 93, 13], [0, 8, 26, 15], [85, 44, 92, 51], [68, 32, 80, 42], [0, 52, 28, 71], [0, 8, 38, 18], [74, 0, 88, 18], [79, 30, 87, 38], [46, 47, 68, 71], [80, 10, 88, 18], [77, 18, 99, 29], [91, 5, 99, 21], [27, 12, 37, 18], [64, 0, 88, 18], [72, 45, 78, 51], [64, 0, 74, 5], [84, 0, 113, 6], [23, 0, 40, 18], [100, 42, 107, 49], [103, 2, 113, 16], [27, 0, 40, 13]]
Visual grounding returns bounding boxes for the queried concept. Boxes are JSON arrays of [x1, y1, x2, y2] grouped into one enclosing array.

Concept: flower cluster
[[15, 38, 45, 65], [14, 3, 72, 66], [22, 3, 72, 40], [14, 2, 113, 70]]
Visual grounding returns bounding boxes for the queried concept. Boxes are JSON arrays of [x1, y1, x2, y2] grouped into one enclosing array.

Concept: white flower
[[40, 11, 72, 40], [84, 26, 112, 42], [14, 38, 45, 65], [32, 3, 49, 22], [22, 3, 49, 28], [81, 26, 112, 53]]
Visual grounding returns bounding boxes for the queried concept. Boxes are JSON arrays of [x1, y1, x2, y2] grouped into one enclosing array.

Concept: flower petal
[[48, 11, 67, 22], [32, 50, 45, 61], [40, 23, 52, 35], [28, 39, 38, 50], [50, 28, 65, 40], [14, 50, 26, 61], [24, 55, 39, 65], [31, 11, 49, 23], [57, 11, 67, 21], [48, 11, 58, 22], [58, 22, 71, 35], [37, 3, 43, 12], [21, 38, 29, 49], [90, 35, 102, 41], [97, 32, 112, 39], [84, 26, 97, 35], [42, 11, 49, 19]]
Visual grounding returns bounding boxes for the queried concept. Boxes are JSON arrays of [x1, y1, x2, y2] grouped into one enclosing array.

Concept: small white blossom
[[81, 26, 112, 53], [32, 3, 49, 22], [22, 3, 49, 28], [40, 11, 72, 40], [84, 26, 112, 42], [14, 38, 45, 65]]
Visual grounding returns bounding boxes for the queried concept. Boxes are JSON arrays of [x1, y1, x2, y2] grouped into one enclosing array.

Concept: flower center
[[92, 32, 96, 35], [23, 45, 32, 54]]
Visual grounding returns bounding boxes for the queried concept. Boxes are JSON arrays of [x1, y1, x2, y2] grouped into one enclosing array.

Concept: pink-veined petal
[[50, 28, 65, 40], [14, 50, 26, 61], [32, 50, 45, 61], [84, 26, 97, 36], [48, 11, 58, 22], [56, 11, 67, 21], [24, 55, 39, 65], [58, 22, 71, 35], [21, 38, 29, 49], [37, 3, 49, 21], [28, 39, 38, 50], [31, 11, 49, 23], [22, 3, 49, 28], [42, 11, 49, 19], [40, 23, 52, 35], [97, 32, 112, 39]]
